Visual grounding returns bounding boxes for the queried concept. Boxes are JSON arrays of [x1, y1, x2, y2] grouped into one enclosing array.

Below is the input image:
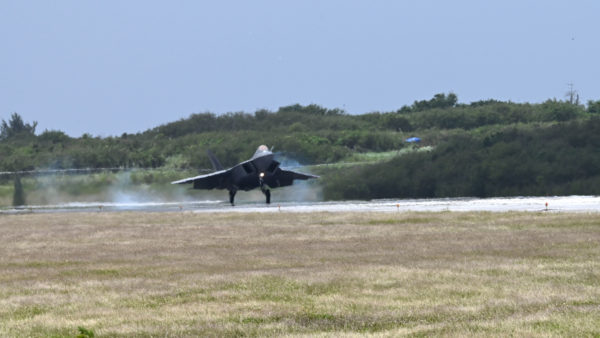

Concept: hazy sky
[[1, 1, 598, 136]]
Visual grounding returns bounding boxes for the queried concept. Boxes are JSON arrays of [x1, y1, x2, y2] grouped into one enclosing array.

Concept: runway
[[2, 195, 599, 214]]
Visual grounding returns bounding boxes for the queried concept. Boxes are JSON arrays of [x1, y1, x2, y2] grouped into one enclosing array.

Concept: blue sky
[[1, 1, 598, 136]]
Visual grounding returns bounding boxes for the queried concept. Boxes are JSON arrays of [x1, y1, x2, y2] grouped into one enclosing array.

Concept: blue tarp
[[406, 137, 421, 143]]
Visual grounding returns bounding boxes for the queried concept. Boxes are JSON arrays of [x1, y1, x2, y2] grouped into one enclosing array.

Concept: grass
[[0, 211, 599, 336], [345, 147, 434, 163], [310, 147, 434, 171]]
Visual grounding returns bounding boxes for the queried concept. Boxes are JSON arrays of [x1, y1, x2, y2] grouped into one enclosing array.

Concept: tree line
[[2, 94, 600, 200], [322, 117, 600, 199]]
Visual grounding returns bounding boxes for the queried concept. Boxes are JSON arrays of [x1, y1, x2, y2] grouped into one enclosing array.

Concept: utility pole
[[566, 83, 579, 105]]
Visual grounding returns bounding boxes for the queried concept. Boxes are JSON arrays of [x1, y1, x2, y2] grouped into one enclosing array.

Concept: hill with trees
[[323, 118, 600, 199], [1, 93, 599, 205]]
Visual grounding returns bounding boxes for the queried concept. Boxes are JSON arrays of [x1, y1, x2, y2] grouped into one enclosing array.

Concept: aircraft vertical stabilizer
[[207, 150, 224, 171]]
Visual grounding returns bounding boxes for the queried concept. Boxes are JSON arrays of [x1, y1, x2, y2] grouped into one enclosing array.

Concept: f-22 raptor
[[171, 145, 318, 205]]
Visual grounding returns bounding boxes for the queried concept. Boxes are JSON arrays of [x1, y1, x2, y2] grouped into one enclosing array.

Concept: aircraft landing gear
[[259, 175, 270, 204], [262, 188, 271, 204], [229, 189, 237, 206]]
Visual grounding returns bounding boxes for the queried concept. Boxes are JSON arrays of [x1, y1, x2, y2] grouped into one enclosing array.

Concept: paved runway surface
[[3, 196, 599, 214]]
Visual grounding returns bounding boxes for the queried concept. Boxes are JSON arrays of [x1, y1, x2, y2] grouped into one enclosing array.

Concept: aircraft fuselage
[[173, 145, 317, 205]]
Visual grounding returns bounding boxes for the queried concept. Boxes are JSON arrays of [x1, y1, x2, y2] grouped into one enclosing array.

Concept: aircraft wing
[[266, 168, 318, 188], [171, 169, 230, 190]]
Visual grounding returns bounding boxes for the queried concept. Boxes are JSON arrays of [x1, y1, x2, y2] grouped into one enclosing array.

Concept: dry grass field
[[1, 211, 599, 337]]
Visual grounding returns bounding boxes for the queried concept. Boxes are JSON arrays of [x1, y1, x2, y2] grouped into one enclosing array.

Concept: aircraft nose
[[253, 154, 273, 172]]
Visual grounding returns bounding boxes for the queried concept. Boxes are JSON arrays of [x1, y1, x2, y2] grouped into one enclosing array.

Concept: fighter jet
[[171, 145, 318, 205]]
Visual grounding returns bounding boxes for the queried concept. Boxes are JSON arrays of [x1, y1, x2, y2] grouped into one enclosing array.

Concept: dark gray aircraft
[[171, 145, 318, 205]]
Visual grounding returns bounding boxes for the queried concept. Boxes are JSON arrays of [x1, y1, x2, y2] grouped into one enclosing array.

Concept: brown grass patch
[[1, 211, 599, 336]]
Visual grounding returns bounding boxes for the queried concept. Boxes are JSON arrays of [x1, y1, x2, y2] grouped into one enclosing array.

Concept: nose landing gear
[[259, 173, 271, 204]]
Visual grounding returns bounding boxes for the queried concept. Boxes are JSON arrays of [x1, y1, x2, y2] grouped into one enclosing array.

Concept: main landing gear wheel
[[229, 190, 237, 206], [262, 188, 271, 204]]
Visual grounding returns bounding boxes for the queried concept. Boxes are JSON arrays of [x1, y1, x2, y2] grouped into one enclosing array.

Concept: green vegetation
[[1, 93, 599, 205], [323, 118, 600, 200], [76, 326, 95, 338], [0, 112, 37, 141]]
